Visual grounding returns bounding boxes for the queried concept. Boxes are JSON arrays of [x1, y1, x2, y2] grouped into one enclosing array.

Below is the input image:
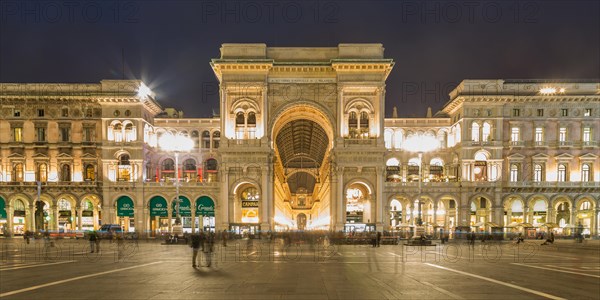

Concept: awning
[[505, 222, 519, 228], [149, 196, 168, 217], [0, 197, 6, 219], [518, 223, 534, 228], [171, 196, 191, 217], [473, 222, 485, 227], [542, 223, 559, 228], [195, 196, 215, 217], [486, 222, 501, 228], [116, 196, 134, 217]]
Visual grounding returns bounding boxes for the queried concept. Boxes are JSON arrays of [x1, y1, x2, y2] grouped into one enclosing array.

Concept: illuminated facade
[[0, 44, 598, 238]]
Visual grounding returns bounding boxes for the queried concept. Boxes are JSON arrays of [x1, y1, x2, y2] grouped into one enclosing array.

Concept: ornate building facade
[[0, 44, 598, 238]]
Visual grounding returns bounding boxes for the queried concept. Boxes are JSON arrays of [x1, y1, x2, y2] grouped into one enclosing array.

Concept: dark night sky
[[1, 0, 598, 117]]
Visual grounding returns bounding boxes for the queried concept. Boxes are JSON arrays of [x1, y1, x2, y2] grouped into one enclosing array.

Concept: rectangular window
[[557, 165, 567, 182], [61, 108, 69, 117], [582, 127, 591, 142], [511, 127, 520, 142], [537, 109, 544, 117], [535, 127, 544, 144], [487, 110, 492, 117], [13, 127, 23, 142], [36, 127, 46, 142], [60, 127, 70, 142], [513, 109, 520, 117], [37, 109, 45, 117], [83, 127, 95, 142], [559, 127, 567, 143], [533, 165, 543, 182], [510, 165, 519, 182], [13, 109, 21, 117], [561, 109, 568, 117], [584, 108, 592, 117]]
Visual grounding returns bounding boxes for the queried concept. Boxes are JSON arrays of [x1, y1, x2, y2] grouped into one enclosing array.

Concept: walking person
[[376, 231, 382, 247], [89, 231, 98, 253], [190, 233, 201, 268], [222, 229, 228, 247], [203, 232, 214, 267]]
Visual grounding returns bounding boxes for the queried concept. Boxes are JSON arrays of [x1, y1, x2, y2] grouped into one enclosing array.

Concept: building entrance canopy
[[149, 196, 168, 217], [196, 196, 215, 217], [171, 196, 191, 217], [117, 196, 134, 217]]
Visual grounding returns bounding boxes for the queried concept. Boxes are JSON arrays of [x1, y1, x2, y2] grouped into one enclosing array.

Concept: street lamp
[[158, 132, 194, 227], [402, 134, 440, 233]]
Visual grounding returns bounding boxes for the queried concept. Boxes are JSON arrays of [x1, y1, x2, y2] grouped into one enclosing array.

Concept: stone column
[[219, 167, 230, 231], [93, 209, 99, 230], [6, 205, 13, 237], [337, 167, 345, 230], [77, 206, 82, 230], [330, 166, 338, 230], [167, 205, 173, 233], [547, 207, 555, 223], [376, 166, 384, 231], [260, 166, 271, 232], [28, 204, 35, 232], [524, 206, 530, 224], [52, 205, 59, 231]]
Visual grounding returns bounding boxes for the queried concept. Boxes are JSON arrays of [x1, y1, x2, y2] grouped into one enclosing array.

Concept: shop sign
[[149, 196, 168, 217], [171, 196, 191, 217], [242, 201, 258, 208], [59, 211, 71, 217], [117, 196, 135, 217], [196, 196, 215, 217], [0, 198, 6, 219], [82, 211, 94, 217]]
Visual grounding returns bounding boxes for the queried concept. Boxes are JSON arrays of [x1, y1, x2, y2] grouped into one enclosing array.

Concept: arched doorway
[[271, 103, 334, 231], [470, 196, 492, 233], [171, 196, 192, 233], [80, 198, 98, 231], [116, 196, 134, 232], [12, 199, 27, 234], [554, 199, 571, 237], [34, 200, 51, 232], [195, 196, 215, 232], [297, 213, 307, 230], [0, 197, 6, 235], [345, 183, 373, 232], [231, 184, 261, 237], [148, 196, 168, 236], [57, 198, 74, 232]]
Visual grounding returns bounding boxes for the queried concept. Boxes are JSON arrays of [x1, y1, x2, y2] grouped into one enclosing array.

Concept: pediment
[[531, 153, 550, 160], [81, 152, 98, 159], [507, 153, 525, 160], [32, 152, 49, 159], [57, 152, 73, 159], [555, 153, 574, 161], [7, 152, 25, 159], [579, 153, 598, 161]]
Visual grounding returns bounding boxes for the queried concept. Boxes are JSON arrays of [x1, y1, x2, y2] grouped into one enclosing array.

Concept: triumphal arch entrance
[[211, 43, 394, 233]]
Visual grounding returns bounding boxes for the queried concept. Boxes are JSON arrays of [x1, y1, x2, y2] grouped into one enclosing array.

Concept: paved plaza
[[0, 238, 599, 299]]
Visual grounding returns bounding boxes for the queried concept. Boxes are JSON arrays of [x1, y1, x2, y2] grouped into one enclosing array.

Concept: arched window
[[247, 112, 256, 126], [191, 131, 199, 149], [429, 158, 444, 182], [581, 164, 591, 182], [124, 123, 135, 142], [510, 164, 519, 182], [202, 131, 210, 148], [393, 130, 403, 149], [183, 159, 197, 181], [85, 164, 95, 181], [386, 158, 401, 182], [348, 112, 358, 138], [471, 122, 480, 142], [161, 158, 175, 181], [474, 151, 488, 182], [37, 163, 48, 182], [384, 129, 393, 149], [580, 201, 591, 210], [557, 164, 567, 182], [407, 157, 420, 181], [235, 112, 245, 126], [359, 111, 369, 138], [482, 122, 491, 142], [113, 123, 123, 142], [61, 164, 71, 182], [533, 164, 543, 182], [241, 186, 260, 223], [118, 154, 131, 181], [205, 158, 218, 182], [212, 131, 220, 149], [13, 163, 24, 182], [454, 124, 461, 143]]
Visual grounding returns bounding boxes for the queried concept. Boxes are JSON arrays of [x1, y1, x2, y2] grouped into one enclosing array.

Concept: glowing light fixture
[[402, 134, 440, 153], [539, 87, 557, 95], [137, 83, 152, 99]]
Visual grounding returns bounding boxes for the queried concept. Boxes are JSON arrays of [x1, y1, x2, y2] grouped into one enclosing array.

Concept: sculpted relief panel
[[268, 83, 338, 120]]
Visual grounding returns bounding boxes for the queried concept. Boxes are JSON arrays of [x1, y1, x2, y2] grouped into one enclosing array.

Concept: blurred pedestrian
[[222, 229, 228, 247], [89, 231, 98, 253], [376, 231, 382, 247], [190, 233, 201, 268], [203, 232, 214, 267]]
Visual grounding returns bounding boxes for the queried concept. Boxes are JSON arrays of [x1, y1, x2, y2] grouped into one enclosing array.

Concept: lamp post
[[158, 132, 194, 229], [402, 134, 440, 236]]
